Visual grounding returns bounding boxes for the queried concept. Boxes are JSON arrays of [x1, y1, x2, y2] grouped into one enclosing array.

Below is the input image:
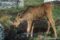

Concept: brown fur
[[12, 3, 57, 38]]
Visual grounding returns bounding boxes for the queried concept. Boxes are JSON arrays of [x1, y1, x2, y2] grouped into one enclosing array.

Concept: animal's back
[[21, 5, 45, 20], [19, 3, 52, 21]]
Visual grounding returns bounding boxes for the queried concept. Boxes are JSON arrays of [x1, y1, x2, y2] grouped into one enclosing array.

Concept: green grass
[[53, 6, 60, 19], [24, 0, 43, 6]]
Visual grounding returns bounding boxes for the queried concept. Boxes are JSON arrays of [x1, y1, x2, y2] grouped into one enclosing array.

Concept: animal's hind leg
[[45, 3, 57, 38], [46, 10, 57, 38], [46, 21, 50, 36], [27, 20, 32, 37], [49, 17, 57, 38]]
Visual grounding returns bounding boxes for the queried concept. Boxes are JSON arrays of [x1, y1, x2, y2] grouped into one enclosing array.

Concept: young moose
[[12, 3, 57, 38]]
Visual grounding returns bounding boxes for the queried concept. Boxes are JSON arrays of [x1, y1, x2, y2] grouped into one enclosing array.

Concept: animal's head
[[12, 16, 21, 28]]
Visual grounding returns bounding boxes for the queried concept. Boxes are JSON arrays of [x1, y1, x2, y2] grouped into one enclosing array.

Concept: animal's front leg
[[27, 20, 32, 37], [31, 24, 34, 37]]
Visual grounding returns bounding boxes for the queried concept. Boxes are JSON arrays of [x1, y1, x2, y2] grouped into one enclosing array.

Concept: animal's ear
[[17, 13, 22, 18]]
